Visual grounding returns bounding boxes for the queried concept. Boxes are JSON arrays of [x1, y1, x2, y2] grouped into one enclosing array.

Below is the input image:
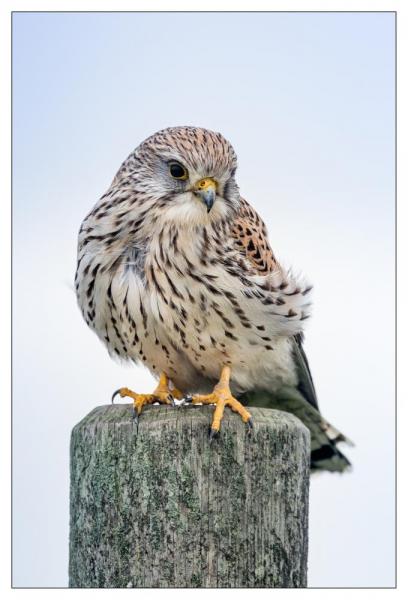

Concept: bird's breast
[[142, 231, 298, 393]]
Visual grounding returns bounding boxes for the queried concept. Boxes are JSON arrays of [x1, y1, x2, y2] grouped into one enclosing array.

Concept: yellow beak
[[193, 178, 217, 212]]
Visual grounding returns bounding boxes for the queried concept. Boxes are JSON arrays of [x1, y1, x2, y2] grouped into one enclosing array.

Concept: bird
[[75, 125, 351, 473]]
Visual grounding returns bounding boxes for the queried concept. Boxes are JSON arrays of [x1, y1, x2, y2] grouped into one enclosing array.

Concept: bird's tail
[[239, 386, 353, 473]]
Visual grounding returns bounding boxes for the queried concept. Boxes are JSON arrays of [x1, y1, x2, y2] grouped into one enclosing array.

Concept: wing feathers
[[231, 197, 277, 275]]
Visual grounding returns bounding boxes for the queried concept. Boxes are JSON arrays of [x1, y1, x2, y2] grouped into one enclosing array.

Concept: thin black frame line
[[10, 8, 13, 593], [9, 9, 398, 590], [10, 10, 397, 14], [394, 8, 397, 592]]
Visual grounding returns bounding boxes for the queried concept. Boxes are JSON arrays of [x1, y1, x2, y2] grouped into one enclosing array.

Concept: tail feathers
[[310, 442, 351, 473], [239, 385, 352, 474]]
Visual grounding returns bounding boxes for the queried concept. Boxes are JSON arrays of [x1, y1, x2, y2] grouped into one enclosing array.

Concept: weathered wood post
[[69, 404, 310, 588]]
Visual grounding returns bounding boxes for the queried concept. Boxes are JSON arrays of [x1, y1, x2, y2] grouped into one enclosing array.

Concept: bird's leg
[[191, 366, 253, 438], [112, 373, 183, 422]]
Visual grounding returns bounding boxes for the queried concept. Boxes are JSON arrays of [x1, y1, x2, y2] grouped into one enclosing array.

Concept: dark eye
[[168, 161, 188, 180]]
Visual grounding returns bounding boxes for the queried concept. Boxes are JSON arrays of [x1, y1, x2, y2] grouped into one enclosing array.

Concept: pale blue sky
[[13, 12, 395, 587]]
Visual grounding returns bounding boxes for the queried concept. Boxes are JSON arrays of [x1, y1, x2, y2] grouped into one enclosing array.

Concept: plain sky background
[[12, 11, 395, 587]]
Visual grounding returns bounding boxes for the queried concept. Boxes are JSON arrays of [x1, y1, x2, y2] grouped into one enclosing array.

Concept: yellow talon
[[169, 386, 184, 400], [192, 366, 252, 434], [112, 373, 182, 419]]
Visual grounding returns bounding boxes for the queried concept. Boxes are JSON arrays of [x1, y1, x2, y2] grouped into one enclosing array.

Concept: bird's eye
[[168, 161, 188, 180]]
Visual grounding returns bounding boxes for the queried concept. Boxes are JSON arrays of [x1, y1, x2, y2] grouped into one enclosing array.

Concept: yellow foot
[[111, 373, 183, 423], [191, 366, 253, 439]]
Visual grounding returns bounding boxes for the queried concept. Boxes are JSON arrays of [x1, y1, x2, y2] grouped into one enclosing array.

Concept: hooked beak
[[193, 178, 217, 212]]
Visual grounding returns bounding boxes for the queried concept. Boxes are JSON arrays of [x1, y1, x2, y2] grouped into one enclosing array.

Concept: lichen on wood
[[69, 404, 310, 588]]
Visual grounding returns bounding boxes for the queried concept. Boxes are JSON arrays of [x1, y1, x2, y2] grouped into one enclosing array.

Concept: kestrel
[[75, 126, 351, 472]]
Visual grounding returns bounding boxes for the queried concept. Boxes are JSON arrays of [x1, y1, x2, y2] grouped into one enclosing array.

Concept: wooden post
[[69, 404, 310, 588]]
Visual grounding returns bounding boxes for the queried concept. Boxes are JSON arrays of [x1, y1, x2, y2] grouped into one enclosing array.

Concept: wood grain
[[69, 404, 310, 588]]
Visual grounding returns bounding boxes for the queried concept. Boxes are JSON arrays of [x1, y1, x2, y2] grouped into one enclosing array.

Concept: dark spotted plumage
[[232, 197, 278, 274], [75, 125, 351, 472]]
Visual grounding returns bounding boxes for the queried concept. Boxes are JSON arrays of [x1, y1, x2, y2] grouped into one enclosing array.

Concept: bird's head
[[110, 126, 241, 231]]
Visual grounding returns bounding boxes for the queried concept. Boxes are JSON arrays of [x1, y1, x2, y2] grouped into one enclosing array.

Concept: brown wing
[[233, 200, 322, 421], [231, 197, 278, 275]]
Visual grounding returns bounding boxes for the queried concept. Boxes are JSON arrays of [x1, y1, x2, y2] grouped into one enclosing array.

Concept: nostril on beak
[[192, 178, 217, 212]]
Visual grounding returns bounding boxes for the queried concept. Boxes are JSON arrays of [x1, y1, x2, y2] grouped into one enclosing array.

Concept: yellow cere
[[194, 178, 218, 191]]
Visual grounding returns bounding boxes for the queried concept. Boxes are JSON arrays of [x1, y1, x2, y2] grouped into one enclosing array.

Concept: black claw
[[246, 418, 254, 435], [112, 389, 121, 404], [168, 394, 176, 407], [209, 428, 219, 442], [183, 394, 193, 404]]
